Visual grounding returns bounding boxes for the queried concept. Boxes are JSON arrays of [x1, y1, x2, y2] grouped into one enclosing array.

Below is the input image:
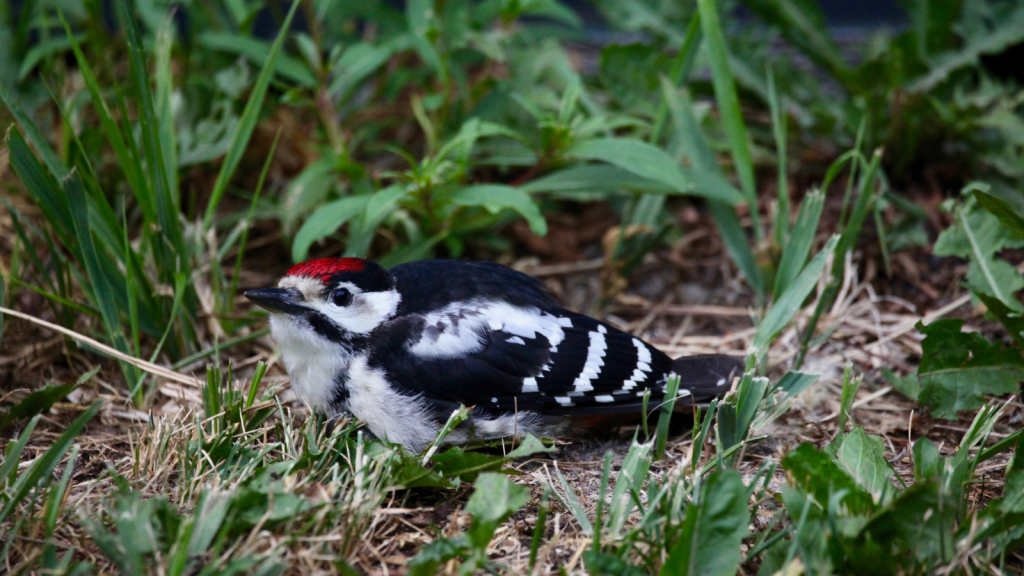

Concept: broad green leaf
[[449, 185, 547, 236], [465, 473, 530, 525], [521, 165, 677, 196], [884, 369, 920, 402], [660, 469, 749, 576], [566, 138, 744, 205], [977, 293, 1024, 345], [836, 427, 895, 503], [908, 3, 1024, 93], [430, 448, 507, 483], [291, 196, 372, 262], [858, 481, 955, 566], [507, 434, 557, 458], [197, 31, 317, 87], [935, 200, 1024, 308], [781, 443, 876, 515], [917, 319, 1024, 419], [974, 190, 1024, 241], [752, 235, 838, 358], [329, 39, 407, 101]]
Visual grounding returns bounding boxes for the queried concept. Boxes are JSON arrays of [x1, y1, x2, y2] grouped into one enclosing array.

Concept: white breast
[[269, 314, 350, 414], [345, 355, 439, 452]]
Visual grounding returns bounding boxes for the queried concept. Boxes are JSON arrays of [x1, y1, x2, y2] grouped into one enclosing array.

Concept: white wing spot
[[572, 330, 607, 392], [522, 377, 539, 393], [491, 397, 498, 403], [594, 395, 614, 403], [507, 336, 526, 345], [554, 396, 573, 406]]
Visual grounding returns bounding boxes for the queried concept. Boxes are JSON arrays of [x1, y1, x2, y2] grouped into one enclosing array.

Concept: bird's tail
[[670, 354, 745, 406]]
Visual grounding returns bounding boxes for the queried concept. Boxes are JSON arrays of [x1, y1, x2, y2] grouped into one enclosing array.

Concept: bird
[[245, 257, 744, 452]]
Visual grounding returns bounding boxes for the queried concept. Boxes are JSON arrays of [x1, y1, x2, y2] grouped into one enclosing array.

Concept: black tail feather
[[671, 354, 745, 405]]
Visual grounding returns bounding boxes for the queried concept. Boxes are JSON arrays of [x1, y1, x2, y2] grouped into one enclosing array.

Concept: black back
[[390, 259, 558, 315]]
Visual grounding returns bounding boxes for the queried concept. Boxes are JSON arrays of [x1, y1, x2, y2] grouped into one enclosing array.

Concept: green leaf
[[752, 235, 838, 358], [291, 196, 372, 262], [465, 473, 530, 525], [449, 185, 547, 236], [936, 200, 1024, 308], [912, 438, 942, 483], [566, 138, 744, 205], [660, 469, 749, 576], [197, 32, 317, 88], [781, 443, 876, 515], [430, 448, 507, 483], [521, 165, 677, 196], [507, 434, 557, 458], [908, 3, 1024, 93], [0, 367, 98, 431], [858, 481, 955, 566], [836, 427, 895, 503], [917, 319, 1024, 419], [974, 190, 1024, 241], [884, 369, 920, 402], [977, 293, 1024, 345], [329, 40, 406, 101]]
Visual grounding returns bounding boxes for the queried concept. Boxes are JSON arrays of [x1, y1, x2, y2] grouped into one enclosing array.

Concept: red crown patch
[[286, 258, 366, 282]]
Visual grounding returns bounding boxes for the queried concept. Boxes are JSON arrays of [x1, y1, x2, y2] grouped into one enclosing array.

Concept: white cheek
[[309, 289, 401, 335]]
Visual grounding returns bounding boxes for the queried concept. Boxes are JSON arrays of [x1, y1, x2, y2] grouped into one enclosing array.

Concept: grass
[[3, 0, 1024, 573]]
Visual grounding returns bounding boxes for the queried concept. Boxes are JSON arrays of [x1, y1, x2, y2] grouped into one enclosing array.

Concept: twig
[[0, 305, 202, 387]]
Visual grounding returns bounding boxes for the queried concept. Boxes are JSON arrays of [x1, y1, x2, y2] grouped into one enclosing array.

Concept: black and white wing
[[371, 300, 739, 418]]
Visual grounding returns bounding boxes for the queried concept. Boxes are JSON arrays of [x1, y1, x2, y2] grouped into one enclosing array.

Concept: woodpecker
[[245, 258, 743, 452]]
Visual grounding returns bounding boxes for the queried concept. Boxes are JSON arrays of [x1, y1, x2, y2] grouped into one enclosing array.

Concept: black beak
[[244, 288, 307, 315]]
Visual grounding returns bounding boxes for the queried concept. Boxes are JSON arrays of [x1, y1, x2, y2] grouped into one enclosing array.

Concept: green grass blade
[[60, 12, 153, 225], [752, 234, 839, 360], [65, 172, 137, 384], [0, 402, 101, 526], [0, 267, 4, 348], [203, 0, 301, 229], [767, 65, 789, 246], [774, 188, 824, 296], [228, 129, 281, 311], [698, 0, 760, 240], [116, 0, 184, 270], [0, 416, 40, 483], [655, 375, 681, 461], [0, 86, 69, 180], [6, 128, 77, 250], [709, 201, 765, 299], [155, 14, 178, 203]]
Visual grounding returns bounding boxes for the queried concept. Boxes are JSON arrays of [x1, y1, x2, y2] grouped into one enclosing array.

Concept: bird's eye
[[330, 288, 353, 307]]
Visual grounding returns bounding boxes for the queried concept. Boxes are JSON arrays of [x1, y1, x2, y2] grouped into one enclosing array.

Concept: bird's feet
[[324, 412, 378, 441]]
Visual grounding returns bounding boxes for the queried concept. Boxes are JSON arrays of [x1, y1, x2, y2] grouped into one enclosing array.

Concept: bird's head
[[245, 258, 400, 343]]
